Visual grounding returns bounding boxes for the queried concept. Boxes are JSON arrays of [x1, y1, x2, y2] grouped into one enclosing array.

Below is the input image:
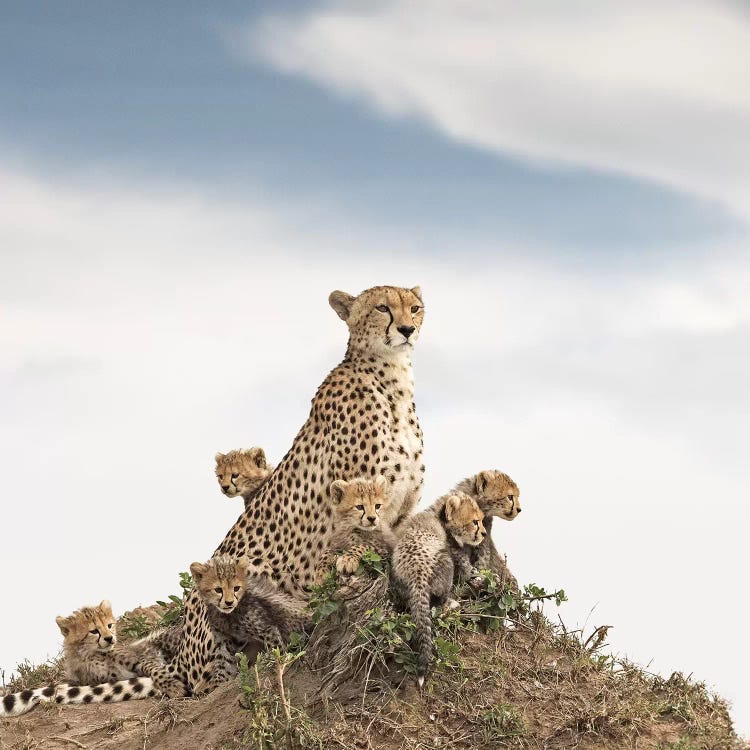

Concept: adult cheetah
[[174, 285, 425, 692]]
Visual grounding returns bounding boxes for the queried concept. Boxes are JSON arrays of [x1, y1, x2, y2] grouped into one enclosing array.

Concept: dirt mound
[[1, 575, 744, 750]]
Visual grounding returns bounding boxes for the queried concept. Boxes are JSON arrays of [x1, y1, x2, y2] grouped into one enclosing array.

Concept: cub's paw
[[335, 554, 360, 575]]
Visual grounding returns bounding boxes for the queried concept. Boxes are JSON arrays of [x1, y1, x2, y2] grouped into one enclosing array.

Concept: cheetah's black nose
[[397, 325, 415, 338], [104, 636, 114, 643], [224, 601, 233, 608], [221, 485, 231, 492], [367, 516, 376, 523], [516, 508, 522, 514]]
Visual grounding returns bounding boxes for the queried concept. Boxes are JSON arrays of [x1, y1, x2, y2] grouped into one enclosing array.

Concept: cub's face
[[475, 470, 521, 520], [56, 600, 117, 653], [330, 475, 389, 531], [215, 447, 270, 499], [191, 556, 248, 614], [329, 286, 424, 357], [444, 492, 487, 547]]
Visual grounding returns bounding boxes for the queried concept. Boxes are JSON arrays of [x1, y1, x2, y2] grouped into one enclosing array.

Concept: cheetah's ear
[[444, 494, 461, 520], [410, 286, 422, 302], [190, 562, 209, 583], [236, 557, 249, 576], [246, 447, 266, 468], [99, 600, 112, 614], [55, 616, 70, 636], [215, 452, 225, 464], [329, 290, 355, 321], [374, 474, 387, 491], [329, 479, 348, 505], [475, 471, 491, 495]]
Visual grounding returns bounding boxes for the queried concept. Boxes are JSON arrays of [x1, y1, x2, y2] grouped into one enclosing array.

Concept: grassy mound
[[1, 567, 743, 750]]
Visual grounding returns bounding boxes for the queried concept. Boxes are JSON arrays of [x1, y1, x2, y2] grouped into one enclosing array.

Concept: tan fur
[[453, 470, 521, 589], [215, 447, 273, 507], [392, 492, 485, 683], [175, 285, 425, 693], [324, 475, 396, 576]]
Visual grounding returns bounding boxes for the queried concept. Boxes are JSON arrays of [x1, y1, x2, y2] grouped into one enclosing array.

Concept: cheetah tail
[[408, 586, 434, 687], [0, 678, 158, 718]]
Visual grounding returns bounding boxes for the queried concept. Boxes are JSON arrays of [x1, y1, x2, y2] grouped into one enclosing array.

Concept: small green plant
[[307, 570, 341, 624], [155, 571, 194, 628], [481, 703, 525, 740], [120, 612, 151, 639], [356, 607, 418, 673], [236, 651, 322, 749], [356, 548, 387, 577]]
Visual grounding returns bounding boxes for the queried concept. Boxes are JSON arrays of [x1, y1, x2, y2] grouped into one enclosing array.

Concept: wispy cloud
[[234, 0, 750, 220]]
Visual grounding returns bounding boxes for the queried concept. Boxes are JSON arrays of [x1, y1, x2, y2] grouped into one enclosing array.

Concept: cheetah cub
[[324, 475, 396, 577], [215, 447, 273, 509], [392, 491, 486, 686], [190, 556, 308, 688], [0, 600, 186, 718], [452, 470, 521, 590]]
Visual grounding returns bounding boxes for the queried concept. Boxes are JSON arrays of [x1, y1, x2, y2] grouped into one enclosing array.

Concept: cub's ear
[[245, 447, 267, 468], [190, 562, 209, 582], [329, 290, 355, 321], [475, 471, 492, 495], [55, 616, 70, 636], [236, 557, 249, 575], [215, 452, 225, 464], [410, 286, 422, 302], [374, 474, 387, 491], [329, 479, 348, 505], [99, 599, 112, 613], [444, 494, 461, 519]]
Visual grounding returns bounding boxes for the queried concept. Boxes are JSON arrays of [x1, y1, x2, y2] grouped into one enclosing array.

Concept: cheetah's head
[[329, 475, 390, 530], [215, 448, 271, 500], [443, 491, 487, 548], [190, 555, 248, 614], [474, 470, 521, 520], [329, 285, 424, 357], [56, 600, 117, 654]]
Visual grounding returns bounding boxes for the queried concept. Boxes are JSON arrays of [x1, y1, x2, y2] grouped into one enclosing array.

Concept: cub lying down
[[0, 600, 186, 718]]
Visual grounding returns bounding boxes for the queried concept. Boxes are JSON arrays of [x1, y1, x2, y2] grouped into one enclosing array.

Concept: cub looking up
[[215, 447, 273, 508], [452, 470, 521, 590], [324, 475, 396, 577], [392, 491, 486, 685], [190, 556, 308, 689]]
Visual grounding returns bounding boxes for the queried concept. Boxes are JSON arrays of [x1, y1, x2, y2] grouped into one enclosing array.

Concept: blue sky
[[1, 1, 742, 254], [1, 0, 748, 738]]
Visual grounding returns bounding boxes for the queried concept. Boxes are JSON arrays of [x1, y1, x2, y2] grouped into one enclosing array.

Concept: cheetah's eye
[[355, 504, 365, 511], [90, 629, 98, 635], [473, 520, 479, 527], [233, 586, 241, 592], [411, 305, 420, 313], [108, 623, 113, 630], [231, 473, 239, 480], [374, 504, 382, 510], [214, 587, 222, 594], [375, 305, 389, 313]]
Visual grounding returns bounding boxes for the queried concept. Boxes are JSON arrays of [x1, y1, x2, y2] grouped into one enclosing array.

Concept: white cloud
[[1, 163, 748, 733], [235, 0, 750, 219]]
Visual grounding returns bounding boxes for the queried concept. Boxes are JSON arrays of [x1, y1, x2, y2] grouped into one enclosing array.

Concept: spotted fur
[[392, 491, 486, 685], [173, 285, 426, 693]]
